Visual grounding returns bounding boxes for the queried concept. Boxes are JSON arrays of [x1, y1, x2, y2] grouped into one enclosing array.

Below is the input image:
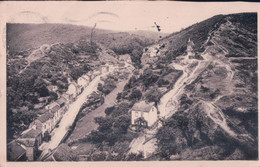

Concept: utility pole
[[90, 23, 97, 47]]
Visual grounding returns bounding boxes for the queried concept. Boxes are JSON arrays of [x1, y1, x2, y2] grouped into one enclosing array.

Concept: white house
[[30, 111, 54, 136], [131, 101, 158, 127], [100, 65, 109, 74], [67, 83, 78, 98], [93, 70, 101, 77], [77, 76, 89, 87], [82, 74, 91, 83], [119, 54, 132, 63]]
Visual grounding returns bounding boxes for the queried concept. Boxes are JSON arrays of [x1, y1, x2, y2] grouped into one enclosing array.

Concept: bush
[[126, 152, 144, 161]]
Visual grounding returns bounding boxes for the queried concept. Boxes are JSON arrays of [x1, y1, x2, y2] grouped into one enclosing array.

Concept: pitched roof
[[38, 112, 54, 123], [119, 54, 130, 60], [56, 97, 66, 106], [21, 128, 41, 138], [47, 102, 59, 109], [7, 141, 26, 161], [38, 108, 48, 114], [50, 105, 60, 113], [82, 75, 90, 81], [17, 138, 36, 147], [132, 101, 155, 112]]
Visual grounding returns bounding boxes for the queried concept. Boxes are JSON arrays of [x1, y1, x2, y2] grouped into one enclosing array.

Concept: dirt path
[[129, 41, 211, 157], [202, 101, 236, 137]]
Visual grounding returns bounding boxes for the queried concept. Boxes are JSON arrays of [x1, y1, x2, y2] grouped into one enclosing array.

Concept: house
[[141, 53, 157, 65], [45, 101, 59, 110], [7, 141, 26, 161], [126, 63, 135, 71], [50, 104, 61, 126], [16, 138, 37, 161], [77, 76, 88, 87], [47, 85, 58, 93], [37, 108, 48, 115], [80, 75, 91, 87], [30, 111, 54, 136], [67, 83, 78, 98], [107, 63, 115, 72], [131, 101, 158, 128], [56, 97, 67, 108], [82, 74, 90, 81], [12, 127, 43, 161], [119, 54, 132, 63], [93, 70, 101, 77], [187, 38, 195, 53], [20, 128, 42, 148], [100, 65, 109, 74], [86, 71, 96, 81]]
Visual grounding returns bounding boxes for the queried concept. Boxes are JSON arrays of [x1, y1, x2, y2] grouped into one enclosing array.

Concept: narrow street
[[39, 72, 109, 159]]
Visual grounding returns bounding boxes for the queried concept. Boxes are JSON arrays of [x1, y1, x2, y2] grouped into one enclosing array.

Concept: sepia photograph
[[0, 1, 259, 166]]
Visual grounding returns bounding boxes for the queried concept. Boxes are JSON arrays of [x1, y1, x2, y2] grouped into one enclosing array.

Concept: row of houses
[[67, 65, 110, 99], [7, 64, 113, 161], [7, 95, 69, 161]]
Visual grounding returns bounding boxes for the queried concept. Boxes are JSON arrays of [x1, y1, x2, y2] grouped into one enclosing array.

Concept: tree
[[146, 88, 162, 106], [116, 93, 122, 102], [43, 131, 51, 142], [97, 83, 103, 91], [113, 115, 131, 134], [129, 89, 142, 101], [105, 106, 115, 116]]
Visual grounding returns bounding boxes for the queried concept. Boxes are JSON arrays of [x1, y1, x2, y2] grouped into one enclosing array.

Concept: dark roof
[[50, 105, 60, 113], [132, 101, 155, 112], [38, 112, 54, 123], [56, 97, 66, 106], [21, 128, 41, 138], [48, 102, 59, 109], [38, 108, 48, 114], [7, 141, 26, 161], [17, 138, 36, 147]]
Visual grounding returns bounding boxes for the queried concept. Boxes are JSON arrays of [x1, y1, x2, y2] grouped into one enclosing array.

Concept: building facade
[[131, 101, 158, 128]]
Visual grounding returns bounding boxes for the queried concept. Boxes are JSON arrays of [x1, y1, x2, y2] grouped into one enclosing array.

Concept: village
[[7, 56, 138, 161]]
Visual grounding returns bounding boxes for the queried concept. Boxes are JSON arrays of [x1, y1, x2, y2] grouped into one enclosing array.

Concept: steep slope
[[7, 40, 102, 142], [153, 12, 257, 160], [123, 13, 257, 161]]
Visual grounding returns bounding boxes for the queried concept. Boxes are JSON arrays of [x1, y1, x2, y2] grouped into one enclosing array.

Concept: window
[[135, 111, 139, 117]]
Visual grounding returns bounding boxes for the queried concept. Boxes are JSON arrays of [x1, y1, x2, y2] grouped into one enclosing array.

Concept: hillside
[[72, 12, 258, 161], [6, 22, 155, 143], [149, 12, 258, 160], [7, 23, 154, 67], [6, 23, 114, 54], [6, 12, 258, 161]]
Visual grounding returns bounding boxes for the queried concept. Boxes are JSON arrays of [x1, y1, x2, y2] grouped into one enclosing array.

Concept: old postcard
[[0, 1, 259, 167]]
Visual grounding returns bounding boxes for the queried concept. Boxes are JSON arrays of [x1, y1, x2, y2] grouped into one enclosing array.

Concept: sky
[[0, 2, 259, 33]]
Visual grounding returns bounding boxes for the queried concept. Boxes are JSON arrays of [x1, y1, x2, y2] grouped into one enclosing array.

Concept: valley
[[7, 12, 257, 161]]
